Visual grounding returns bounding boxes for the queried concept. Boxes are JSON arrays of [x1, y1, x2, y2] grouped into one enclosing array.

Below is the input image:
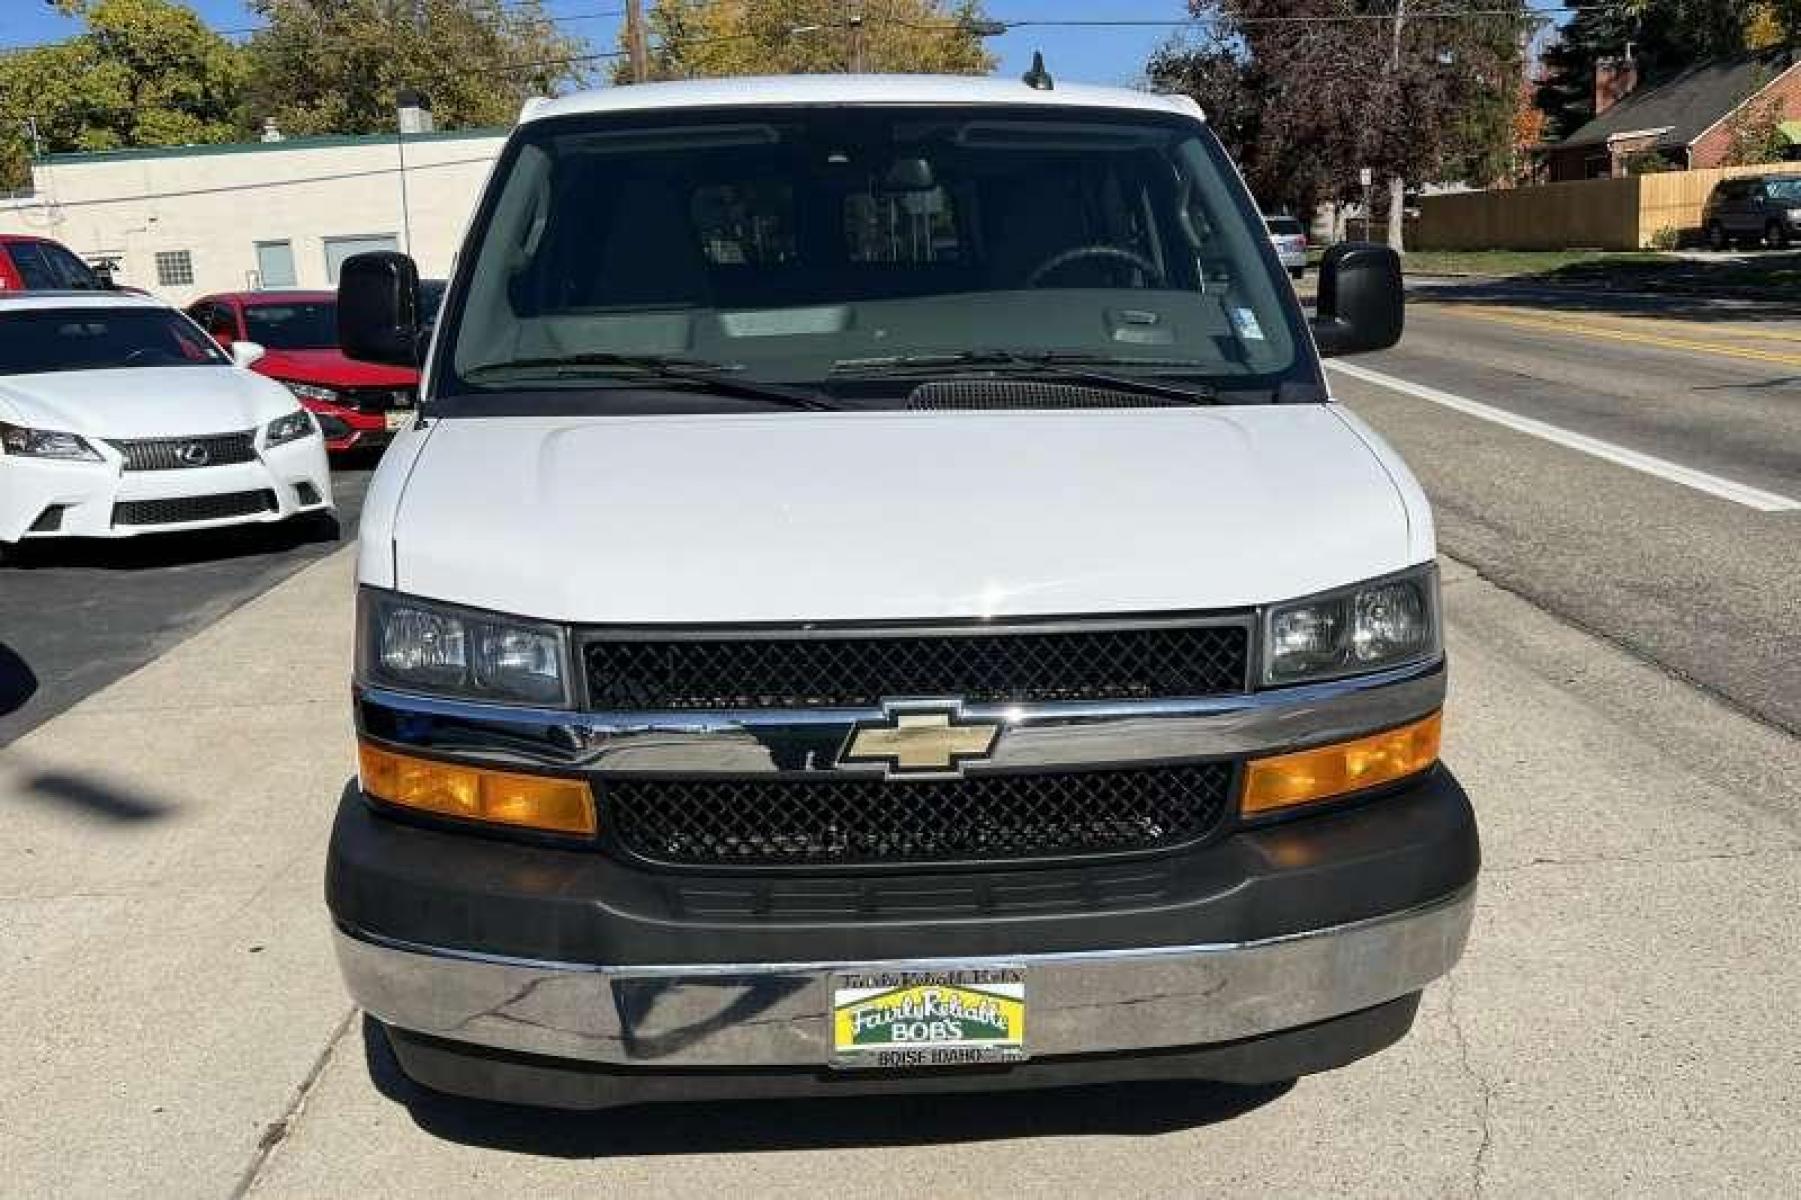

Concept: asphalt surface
[[1335, 278, 1801, 734], [0, 456, 374, 747]]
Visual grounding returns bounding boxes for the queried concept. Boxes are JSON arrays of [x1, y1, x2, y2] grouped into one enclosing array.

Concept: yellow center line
[[1421, 305, 1801, 368]]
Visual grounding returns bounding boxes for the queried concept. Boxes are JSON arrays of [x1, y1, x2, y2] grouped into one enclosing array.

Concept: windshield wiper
[[830, 349, 1219, 405], [461, 353, 839, 411]]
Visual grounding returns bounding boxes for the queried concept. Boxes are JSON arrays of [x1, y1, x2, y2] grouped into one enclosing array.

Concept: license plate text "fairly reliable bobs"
[[830, 968, 1027, 1070]]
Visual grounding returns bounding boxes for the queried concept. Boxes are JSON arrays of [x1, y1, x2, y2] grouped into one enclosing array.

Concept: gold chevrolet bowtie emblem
[[841, 708, 1000, 776]]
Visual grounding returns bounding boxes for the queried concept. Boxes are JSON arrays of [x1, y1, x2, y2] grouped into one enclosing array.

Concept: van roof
[[520, 74, 1205, 125]]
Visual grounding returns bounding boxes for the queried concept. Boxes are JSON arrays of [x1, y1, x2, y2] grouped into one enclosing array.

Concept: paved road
[[1337, 279, 1801, 734], [0, 457, 374, 747]]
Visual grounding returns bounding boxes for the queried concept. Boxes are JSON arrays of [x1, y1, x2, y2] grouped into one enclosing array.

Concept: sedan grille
[[340, 387, 416, 413], [112, 489, 276, 527], [583, 621, 1250, 710], [608, 762, 1235, 867], [107, 432, 257, 471]]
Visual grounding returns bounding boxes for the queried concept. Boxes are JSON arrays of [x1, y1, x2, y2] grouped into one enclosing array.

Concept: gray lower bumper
[[336, 883, 1474, 1068]]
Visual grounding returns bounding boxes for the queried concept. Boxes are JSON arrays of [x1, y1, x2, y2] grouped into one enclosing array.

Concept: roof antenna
[[1022, 51, 1054, 91]]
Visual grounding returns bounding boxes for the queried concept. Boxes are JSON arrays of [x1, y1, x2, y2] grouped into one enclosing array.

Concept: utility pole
[[1386, 0, 1407, 253], [625, 0, 650, 84], [847, 2, 865, 73]]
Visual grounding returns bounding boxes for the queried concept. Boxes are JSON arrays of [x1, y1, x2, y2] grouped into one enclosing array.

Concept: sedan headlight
[[1264, 565, 1440, 685], [265, 410, 317, 447], [282, 380, 340, 405], [0, 421, 102, 461], [358, 590, 570, 706]]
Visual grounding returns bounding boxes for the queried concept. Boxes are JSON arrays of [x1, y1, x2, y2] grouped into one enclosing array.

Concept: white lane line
[[1327, 359, 1801, 513]]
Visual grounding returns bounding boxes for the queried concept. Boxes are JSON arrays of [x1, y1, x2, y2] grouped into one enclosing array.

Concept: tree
[[1148, 2, 1530, 251], [621, 0, 996, 82], [0, 0, 247, 189], [241, 0, 590, 138], [1722, 76, 1790, 166], [1508, 77, 1547, 183]]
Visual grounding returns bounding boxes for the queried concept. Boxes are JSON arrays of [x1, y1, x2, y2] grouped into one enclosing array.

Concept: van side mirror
[[1310, 243, 1404, 357], [338, 251, 425, 366]]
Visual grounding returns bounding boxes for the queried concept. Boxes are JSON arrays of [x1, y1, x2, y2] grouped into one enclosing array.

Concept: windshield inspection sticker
[[1231, 307, 1266, 341]]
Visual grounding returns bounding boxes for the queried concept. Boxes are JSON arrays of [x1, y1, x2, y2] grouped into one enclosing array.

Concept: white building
[[0, 127, 508, 304]]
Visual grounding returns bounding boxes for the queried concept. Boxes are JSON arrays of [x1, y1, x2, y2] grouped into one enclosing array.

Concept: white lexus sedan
[[0, 291, 333, 555]]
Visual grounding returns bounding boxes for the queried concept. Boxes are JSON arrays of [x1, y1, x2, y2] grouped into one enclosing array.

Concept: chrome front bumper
[[337, 883, 1473, 1068]]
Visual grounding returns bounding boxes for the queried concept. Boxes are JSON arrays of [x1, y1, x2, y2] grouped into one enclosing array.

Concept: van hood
[[389, 406, 1424, 623], [0, 366, 300, 438]]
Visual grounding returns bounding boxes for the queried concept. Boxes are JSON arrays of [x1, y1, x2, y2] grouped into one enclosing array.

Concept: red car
[[0, 234, 107, 291], [186, 291, 418, 453]]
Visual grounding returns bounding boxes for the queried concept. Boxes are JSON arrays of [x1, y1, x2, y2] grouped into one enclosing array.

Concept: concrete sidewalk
[[4, 550, 1799, 1197], [0, 546, 359, 1198]]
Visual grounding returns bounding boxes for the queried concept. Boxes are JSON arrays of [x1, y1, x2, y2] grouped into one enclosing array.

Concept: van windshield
[[438, 105, 1313, 408]]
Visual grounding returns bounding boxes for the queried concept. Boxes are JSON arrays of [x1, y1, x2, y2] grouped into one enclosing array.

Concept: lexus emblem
[[175, 442, 211, 467]]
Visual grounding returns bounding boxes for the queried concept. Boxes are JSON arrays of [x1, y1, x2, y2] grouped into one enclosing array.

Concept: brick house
[[1544, 49, 1801, 182]]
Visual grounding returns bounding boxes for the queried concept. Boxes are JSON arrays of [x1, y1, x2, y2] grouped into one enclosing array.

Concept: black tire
[[1767, 220, 1791, 251], [1706, 221, 1729, 251]]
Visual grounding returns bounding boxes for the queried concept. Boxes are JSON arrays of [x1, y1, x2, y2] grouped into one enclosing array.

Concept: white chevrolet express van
[[329, 75, 1476, 1110]]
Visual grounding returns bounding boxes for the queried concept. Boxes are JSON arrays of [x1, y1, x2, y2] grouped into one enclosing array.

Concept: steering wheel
[[1026, 244, 1166, 288]]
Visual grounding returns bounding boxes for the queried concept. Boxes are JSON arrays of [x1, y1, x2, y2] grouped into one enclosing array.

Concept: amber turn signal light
[[1242, 711, 1442, 815], [357, 742, 597, 836]]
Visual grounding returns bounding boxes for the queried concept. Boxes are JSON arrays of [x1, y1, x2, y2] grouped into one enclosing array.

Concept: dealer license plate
[[384, 411, 409, 431], [830, 967, 1026, 1070]]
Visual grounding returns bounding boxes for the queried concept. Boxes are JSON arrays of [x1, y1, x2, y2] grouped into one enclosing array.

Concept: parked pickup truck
[[327, 74, 1477, 1111]]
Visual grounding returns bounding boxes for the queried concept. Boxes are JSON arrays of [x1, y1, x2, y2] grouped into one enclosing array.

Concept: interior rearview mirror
[[1310, 243, 1404, 357], [338, 251, 425, 367], [229, 340, 266, 370]]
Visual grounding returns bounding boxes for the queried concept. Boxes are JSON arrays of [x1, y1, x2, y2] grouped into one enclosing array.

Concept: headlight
[[1263, 565, 1440, 685], [265, 410, 317, 447], [0, 421, 101, 461], [358, 590, 569, 706], [282, 380, 340, 405]]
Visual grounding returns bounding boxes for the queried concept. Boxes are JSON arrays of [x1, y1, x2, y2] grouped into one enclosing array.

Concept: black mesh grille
[[107, 432, 257, 471], [112, 489, 275, 526], [609, 763, 1234, 866], [908, 379, 1186, 410], [584, 623, 1249, 710]]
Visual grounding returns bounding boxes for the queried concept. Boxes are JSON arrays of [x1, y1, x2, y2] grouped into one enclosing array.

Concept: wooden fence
[[1416, 161, 1794, 251]]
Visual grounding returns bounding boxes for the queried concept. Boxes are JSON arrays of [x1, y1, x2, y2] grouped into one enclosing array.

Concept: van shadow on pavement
[[362, 1016, 1293, 1158], [1410, 266, 1801, 324], [0, 643, 35, 717]]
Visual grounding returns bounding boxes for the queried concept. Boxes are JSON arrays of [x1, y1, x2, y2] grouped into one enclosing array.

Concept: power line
[[0, 2, 1634, 59], [0, 2, 628, 58], [4, 151, 502, 210]]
